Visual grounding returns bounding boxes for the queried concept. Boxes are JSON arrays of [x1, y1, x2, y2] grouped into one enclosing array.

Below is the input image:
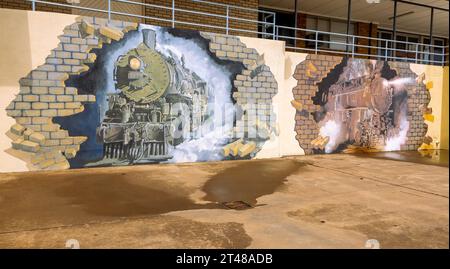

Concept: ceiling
[[259, 0, 449, 38]]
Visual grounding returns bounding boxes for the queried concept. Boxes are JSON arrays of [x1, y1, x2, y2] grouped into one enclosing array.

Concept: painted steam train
[[96, 29, 208, 164], [322, 61, 404, 148]]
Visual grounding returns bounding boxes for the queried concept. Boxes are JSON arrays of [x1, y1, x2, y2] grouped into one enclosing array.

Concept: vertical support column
[[346, 0, 352, 53], [294, 0, 298, 47], [415, 43, 419, 64], [392, 0, 397, 59], [108, 0, 111, 22], [385, 40, 388, 61], [172, 0, 175, 28], [315, 31, 318, 54], [226, 6, 229, 35], [351, 36, 355, 58], [272, 13, 277, 40], [429, 7, 434, 64], [31, 0, 35, 11]]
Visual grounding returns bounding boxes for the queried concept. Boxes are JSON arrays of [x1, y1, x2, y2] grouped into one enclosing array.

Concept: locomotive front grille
[[103, 141, 170, 161]]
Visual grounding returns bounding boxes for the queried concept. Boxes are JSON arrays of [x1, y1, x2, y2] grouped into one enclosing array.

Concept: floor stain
[[53, 174, 219, 217], [0, 171, 218, 231], [0, 215, 252, 249], [350, 150, 449, 167], [288, 203, 449, 248], [202, 159, 305, 206]]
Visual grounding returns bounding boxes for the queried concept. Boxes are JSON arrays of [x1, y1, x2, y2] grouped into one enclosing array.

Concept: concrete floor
[[0, 150, 448, 249]]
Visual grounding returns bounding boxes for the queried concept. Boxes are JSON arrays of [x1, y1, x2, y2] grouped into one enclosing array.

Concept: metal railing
[[23, 0, 450, 66], [275, 25, 448, 66]]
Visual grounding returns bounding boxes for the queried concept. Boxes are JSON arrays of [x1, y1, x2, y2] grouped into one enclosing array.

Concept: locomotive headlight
[[129, 57, 141, 70]]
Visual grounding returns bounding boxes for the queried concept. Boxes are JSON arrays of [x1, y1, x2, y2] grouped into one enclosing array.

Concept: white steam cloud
[[384, 119, 409, 151], [319, 120, 346, 153]]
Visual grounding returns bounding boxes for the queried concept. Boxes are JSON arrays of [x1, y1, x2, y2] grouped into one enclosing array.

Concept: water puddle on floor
[[0, 158, 306, 230], [202, 159, 305, 206]]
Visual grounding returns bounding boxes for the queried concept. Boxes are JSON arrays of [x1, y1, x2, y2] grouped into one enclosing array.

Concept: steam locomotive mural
[[312, 59, 409, 153], [96, 29, 208, 165]]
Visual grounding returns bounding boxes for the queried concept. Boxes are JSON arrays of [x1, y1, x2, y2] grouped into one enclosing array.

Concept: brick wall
[[0, 0, 72, 14], [292, 54, 342, 154], [355, 22, 378, 58], [144, 0, 258, 37], [1, 0, 259, 37]]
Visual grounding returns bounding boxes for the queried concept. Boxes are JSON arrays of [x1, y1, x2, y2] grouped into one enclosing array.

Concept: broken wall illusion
[[291, 54, 438, 155], [3, 13, 278, 170], [0, 9, 446, 172]]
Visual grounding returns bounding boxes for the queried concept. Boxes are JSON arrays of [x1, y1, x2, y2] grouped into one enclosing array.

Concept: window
[[305, 15, 355, 51], [407, 36, 419, 51], [378, 31, 392, 59], [423, 37, 446, 64], [396, 35, 407, 51]]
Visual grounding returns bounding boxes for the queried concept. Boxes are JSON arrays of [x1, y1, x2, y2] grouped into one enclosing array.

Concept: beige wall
[[410, 64, 446, 149], [441, 67, 449, 150], [0, 9, 77, 172]]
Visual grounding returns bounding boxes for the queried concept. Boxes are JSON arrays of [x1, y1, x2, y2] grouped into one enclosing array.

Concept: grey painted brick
[[216, 36, 226, 44], [38, 65, 56, 72], [46, 58, 63, 65], [31, 87, 48, 94], [222, 45, 233, 51], [48, 72, 67, 81], [63, 44, 80, 52], [56, 65, 72, 72], [55, 51, 71, 59], [31, 71, 47, 80]]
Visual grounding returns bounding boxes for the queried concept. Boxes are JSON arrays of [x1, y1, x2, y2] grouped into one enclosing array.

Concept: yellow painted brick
[[32, 102, 49, 109], [51, 130, 68, 139], [12, 137, 24, 150], [61, 138, 74, 145], [423, 113, 435, 122], [32, 117, 50, 125], [65, 102, 82, 109], [49, 103, 65, 109], [42, 124, 60, 132], [38, 159, 56, 169], [81, 19, 95, 35], [45, 139, 60, 146], [23, 95, 39, 102], [41, 109, 58, 117], [30, 132, 46, 145], [10, 123, 26, 136], [23, 128, 34, 139], [19, 140, 40, 153], [73, 136, 88, 144], [99, 26, 124, 41], [58, 109, 75, 116], [65, 148, 77, 159]]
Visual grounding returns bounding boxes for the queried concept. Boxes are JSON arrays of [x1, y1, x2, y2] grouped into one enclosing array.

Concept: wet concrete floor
[[0, 151, 448, 248]]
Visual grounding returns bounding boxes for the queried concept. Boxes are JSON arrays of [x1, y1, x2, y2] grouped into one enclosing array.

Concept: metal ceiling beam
[[391, 0, 449, 12], [393, 0, 397, 41], [294, 0, 298, 47], [429, 7, 434, 43], [346, 0, 352, 53]]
